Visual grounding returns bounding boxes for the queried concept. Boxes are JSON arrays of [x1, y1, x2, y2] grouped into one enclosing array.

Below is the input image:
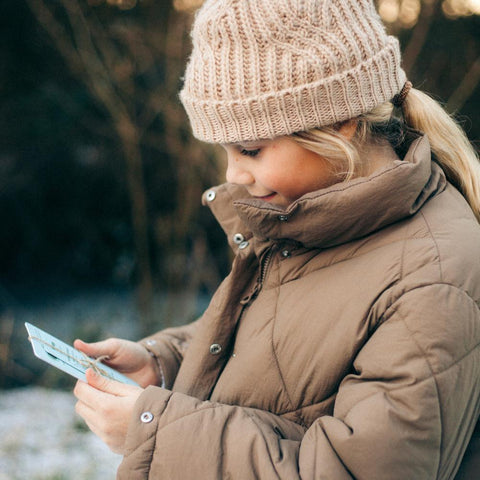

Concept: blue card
[[25, 322, 139, 387]]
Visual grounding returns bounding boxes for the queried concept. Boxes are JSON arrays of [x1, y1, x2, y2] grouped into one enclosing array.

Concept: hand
[[74, 369, 143, 455], [74, 338, 160, 388]]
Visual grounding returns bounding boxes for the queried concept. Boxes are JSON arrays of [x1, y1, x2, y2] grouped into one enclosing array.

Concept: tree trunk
[[116, 116, 155, 336]]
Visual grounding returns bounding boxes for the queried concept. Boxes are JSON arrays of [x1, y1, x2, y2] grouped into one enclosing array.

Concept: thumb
[[85, 368, 141, 397], [74, 338, 117, 359]]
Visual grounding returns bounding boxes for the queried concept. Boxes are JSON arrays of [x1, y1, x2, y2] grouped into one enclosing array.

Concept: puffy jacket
[[118, 136, 480, 479]]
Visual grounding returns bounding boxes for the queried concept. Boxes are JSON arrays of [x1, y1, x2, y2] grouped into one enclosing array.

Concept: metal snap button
[[209, 343, 222, 355], [233, 233, 245, 244], [206, 190, 216, 201], [277, 214, 288, 222], [238, 241, 249, 250], [140, 411, 154, 423], [281, 249, 291, 258]]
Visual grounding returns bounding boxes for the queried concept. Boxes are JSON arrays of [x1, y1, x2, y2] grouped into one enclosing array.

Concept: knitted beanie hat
[[179, 0, 407, 144]]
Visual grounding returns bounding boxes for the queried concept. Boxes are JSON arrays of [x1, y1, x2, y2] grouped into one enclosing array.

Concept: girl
[[73, 1, 480, 478]]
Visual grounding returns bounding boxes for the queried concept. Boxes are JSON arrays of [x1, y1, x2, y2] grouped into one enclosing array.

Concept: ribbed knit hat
[[179, 0, 406, 144]]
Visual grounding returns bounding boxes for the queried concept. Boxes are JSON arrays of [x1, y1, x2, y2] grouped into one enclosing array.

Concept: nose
[[225, 152, 254, 186]]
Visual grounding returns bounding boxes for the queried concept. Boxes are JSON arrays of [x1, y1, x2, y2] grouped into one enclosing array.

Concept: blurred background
[[0, 0, 479, 477]]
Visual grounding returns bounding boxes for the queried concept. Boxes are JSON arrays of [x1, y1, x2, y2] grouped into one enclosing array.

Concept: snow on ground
[[0, 387, 122, 480], [1, 289, 210, 479]]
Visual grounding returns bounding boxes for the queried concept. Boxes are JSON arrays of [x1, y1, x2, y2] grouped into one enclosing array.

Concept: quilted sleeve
[[139, 319, 200, 389]]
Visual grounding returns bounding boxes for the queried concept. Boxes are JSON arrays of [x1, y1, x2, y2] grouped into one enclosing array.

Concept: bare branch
[[447, 55, 480, 113], [402, 0, 442, 75], [58, 0, 129, 119], [25, 0, 84, 75]]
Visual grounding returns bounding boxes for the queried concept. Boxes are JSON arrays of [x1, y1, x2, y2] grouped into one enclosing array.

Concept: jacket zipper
[[259, 247, 273, 285], [239, 246, 274, 306]]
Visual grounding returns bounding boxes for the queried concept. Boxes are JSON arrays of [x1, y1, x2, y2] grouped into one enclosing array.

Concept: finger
[[74, 378, 121, 419], [73, 379, 85, 398], [75, 400, 110, 445], [75, 398, 96, 425], [85, 368, 142, 397], [74, 377, 105, 406], [75, 400, 125, 455]]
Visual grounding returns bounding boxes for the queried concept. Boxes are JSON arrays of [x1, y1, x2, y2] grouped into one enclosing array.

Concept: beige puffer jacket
[[118, 136, 480, 479]]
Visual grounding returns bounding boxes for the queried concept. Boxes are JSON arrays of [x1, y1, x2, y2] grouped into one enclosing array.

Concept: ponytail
[[402, 88, 480, 222]]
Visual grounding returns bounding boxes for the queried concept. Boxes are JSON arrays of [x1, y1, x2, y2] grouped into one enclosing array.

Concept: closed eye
[[240, 148, 260, 157]]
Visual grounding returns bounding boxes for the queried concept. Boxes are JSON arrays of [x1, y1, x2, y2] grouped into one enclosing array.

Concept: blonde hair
[[292, 88, 480, 222]]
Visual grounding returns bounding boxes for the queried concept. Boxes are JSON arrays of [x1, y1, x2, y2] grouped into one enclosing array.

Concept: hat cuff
[[180, 39, 406, 144]]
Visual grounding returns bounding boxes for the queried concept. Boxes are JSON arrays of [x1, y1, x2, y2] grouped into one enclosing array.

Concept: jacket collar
[[203, 136, 446, 250]]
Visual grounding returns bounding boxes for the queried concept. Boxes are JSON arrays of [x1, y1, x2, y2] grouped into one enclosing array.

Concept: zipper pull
[[239, 282, 260, 305]]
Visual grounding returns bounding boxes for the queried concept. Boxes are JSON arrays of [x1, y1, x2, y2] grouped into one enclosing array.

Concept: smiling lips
[[254, 193, 276, 201]]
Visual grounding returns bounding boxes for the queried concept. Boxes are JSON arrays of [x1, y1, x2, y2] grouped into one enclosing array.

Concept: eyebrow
[[229, 141, 263, 149]]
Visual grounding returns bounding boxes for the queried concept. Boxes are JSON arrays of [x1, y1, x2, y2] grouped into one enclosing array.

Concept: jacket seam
[[379, 282, 471, 328], [123, 426, 158, 478], [399, 229, 408, 281], [144, 391, 175, 479], [419, 210, 443, 282], [268, 235, 431, 289], [341, 343, 480, 417], [380, 284, 480, 378], [270, 282, 308, 428], [276, 392, 337, 417], [146, 429, 156, 480], [254, 396, 337, 418], [156, 403, 220, 432]]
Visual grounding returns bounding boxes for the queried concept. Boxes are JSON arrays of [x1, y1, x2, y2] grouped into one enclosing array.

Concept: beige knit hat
[[179, 0, 407, 144]]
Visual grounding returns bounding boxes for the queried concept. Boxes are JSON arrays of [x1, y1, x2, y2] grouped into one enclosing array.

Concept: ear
[[337, 120, 358, 140]]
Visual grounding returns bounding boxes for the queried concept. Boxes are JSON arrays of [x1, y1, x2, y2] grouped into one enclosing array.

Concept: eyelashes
[[240, 148, 260, 157]]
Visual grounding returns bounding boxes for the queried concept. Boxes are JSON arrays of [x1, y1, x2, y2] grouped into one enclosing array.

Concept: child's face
[[222, 136, 339, 208]]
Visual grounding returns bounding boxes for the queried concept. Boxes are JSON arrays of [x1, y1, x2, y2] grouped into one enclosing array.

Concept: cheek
[[278, 166, 335, 198], [262, 169, 293, 191], [267, 171, 309, 198]]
